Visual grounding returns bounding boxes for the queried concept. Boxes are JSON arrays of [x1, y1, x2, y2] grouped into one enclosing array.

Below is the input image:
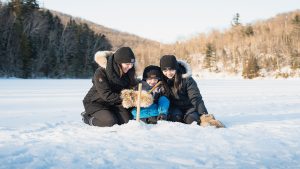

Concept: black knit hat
[[114, 47, 135, 64], [142, 65, 162, 81], [160, 55, 178, 70]]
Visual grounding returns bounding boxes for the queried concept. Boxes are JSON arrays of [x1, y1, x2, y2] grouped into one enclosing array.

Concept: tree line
[[1, 1, 299, 79], [0, 0, 112, 78], [158, 12, 300, 78]]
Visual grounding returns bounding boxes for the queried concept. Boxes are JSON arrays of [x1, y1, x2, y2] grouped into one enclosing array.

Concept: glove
[[157, 113, 167, 121], [200, 114, 225, 128]]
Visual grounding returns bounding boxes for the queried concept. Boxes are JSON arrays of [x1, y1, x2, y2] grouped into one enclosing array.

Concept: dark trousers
[[140, 116, 158, 124], [90, 105, 131, 127], [168, 107, 200, 124]]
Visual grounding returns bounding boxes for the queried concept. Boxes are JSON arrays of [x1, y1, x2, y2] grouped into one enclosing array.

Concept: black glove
[[157, 113, 167, 121]]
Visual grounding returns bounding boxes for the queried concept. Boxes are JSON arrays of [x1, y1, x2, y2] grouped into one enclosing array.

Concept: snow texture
[[0, 79, 300, 169]]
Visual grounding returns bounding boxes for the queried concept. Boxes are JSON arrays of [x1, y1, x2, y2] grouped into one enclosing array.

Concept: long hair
[[174, 69, 183, 95], [161, 68, 183, 97], [118, 64, 138, 88]]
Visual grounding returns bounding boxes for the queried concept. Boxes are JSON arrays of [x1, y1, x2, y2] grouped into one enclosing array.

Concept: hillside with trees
[[48, 10, 161, 74], [162, 11, 300, 78], [0, 0, 112, 78], [1, 0, 299, 78]]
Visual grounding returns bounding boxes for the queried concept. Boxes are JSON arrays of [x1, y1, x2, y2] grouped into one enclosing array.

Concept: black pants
[[90, 105, 131, 127], [168, 107, 200, 124], [140, 116, 158, 124]]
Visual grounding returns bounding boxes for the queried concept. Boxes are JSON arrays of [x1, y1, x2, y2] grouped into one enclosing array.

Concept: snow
[[1, 79, 300, 169]]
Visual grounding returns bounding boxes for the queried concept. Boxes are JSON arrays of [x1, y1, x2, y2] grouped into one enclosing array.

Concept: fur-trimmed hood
[[94, 50, 137, 69], [177, 60, 192, 78], [94, 51, 114, 69]]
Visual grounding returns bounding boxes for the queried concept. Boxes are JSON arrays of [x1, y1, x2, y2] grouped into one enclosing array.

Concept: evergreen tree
[[292, 14, 300, 31], [24, 0, 39, 9], [242, 56, 260, 79], [0, 1, 112, 78], [20, 32, 32, 78], [232, 13, 241, 26], [290, 50, 300, 70], [203, 42, 216, 71]]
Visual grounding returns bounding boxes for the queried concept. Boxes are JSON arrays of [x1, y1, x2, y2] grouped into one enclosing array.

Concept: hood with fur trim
[[94, 50, 137, 69], [177, 60, 192, 78], [94, 51, 114, 69]]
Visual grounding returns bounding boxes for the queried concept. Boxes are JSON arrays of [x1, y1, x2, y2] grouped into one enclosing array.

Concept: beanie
[[114, 47, 135, 64], [160, 55, 178, 70], [142, 65, 162, 81]]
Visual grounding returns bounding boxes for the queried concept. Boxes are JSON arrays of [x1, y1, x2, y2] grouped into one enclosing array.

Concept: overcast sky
[[38, 0, 300, 43]]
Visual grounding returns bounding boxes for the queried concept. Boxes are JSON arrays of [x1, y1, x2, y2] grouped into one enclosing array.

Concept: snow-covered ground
[[0, 79, 300, 169]]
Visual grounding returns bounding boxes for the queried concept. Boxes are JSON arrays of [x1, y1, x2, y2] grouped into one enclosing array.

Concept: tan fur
[[139, 90, 153, 107], [94, 51, 114, 68], [121, 89, 135, 108], [200, 114, 225, 128], [121, 89, 153, 108], [94, 50, 138, 69]]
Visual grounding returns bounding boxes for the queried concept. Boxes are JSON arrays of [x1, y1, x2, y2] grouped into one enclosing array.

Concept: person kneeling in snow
[[159, 55, 225, 128], [82, 47, 138, 127], [126, 65, 170, 124]]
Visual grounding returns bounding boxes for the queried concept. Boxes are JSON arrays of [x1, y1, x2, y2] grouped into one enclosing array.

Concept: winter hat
[[142, 65, 162, 81], [114, 47, 135, 64], [160, 55, 178, 70]]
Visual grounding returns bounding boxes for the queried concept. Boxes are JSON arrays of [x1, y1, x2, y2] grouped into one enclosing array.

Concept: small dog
[[121, 89, 153, 108]]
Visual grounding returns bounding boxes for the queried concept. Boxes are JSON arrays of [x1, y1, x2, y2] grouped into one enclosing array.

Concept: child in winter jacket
[[131, 65, 170, 124]]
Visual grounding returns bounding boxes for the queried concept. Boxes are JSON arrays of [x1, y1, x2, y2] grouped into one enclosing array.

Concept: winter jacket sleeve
[[186, 77, 208, 115], [158, 96, 170, 115], [93, 68, 122, 105]]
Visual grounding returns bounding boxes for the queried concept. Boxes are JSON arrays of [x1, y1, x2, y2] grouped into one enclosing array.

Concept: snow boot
[[200, 114, 225, 128], [81, 111, 92, 125]]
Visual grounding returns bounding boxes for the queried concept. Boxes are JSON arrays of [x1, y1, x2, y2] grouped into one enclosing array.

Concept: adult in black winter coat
[[159, 55, 208, 124], [82, 47, 138, 127]]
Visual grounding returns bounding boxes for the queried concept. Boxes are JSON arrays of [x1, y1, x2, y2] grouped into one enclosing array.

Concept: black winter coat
[[163, 60, 208, 115], [83, 51, 135, 115]]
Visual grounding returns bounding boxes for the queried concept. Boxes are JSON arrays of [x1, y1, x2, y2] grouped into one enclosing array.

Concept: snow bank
[[0, 79, 300, 168]]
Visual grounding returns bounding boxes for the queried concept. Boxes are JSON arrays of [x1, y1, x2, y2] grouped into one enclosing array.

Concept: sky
[[36, 0, 300, 43]]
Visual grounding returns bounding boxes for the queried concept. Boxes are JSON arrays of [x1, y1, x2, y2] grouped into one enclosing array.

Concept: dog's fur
[[121, 89, 153, 108], [200, 114, 225, 128]]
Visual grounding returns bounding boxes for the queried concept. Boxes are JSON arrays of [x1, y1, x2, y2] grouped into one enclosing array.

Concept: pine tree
[[203, 42, 216, 71], [24, 0, 39, 9], [242, 56, 260, 79], [232, 13, 241, 26], [0, 1, 112, 78], [290, 50, 300, 70], [20, 32, 33, 78]]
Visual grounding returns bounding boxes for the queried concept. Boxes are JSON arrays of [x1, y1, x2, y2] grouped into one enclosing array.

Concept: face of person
[[146, 78, 159, 87], [121, 63, 134, 73], [162, 69, 176, 79]]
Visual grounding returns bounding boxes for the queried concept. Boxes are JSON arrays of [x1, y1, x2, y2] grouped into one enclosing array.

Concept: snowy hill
[[0, 79, 300, 168]]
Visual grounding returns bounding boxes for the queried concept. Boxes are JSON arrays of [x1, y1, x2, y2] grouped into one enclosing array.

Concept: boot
[[81, 111, 92, 125], [200, 114, 225, 128]]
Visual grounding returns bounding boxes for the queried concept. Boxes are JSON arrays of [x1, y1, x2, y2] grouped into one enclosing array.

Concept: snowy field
[[0, 79, 300, 169]]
